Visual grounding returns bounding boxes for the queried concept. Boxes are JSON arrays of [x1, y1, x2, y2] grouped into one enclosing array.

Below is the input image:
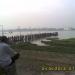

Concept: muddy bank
[[16, 50, 75, 75]]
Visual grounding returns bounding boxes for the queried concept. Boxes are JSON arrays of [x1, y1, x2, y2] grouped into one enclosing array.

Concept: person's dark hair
[[0, 36, 8, 43]]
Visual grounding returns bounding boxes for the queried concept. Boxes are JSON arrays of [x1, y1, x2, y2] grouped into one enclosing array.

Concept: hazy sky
[[0, 0, 75, 29]]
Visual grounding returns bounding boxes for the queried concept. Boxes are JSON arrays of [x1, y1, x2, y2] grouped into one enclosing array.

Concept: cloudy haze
[[0, 0, 75, 29]]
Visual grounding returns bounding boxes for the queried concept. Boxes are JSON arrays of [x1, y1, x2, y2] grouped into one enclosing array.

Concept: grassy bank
[[1, 38, 75, 75], [11, 38, 75, 54]]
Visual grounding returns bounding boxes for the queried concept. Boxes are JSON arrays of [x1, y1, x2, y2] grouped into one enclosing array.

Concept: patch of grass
[[42, 38, 75, 48], [0, 68, 5, 75], [11, 38, 75, 54]]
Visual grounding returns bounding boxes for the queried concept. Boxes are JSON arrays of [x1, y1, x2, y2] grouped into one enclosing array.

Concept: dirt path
[[16, 50, 75, 75]]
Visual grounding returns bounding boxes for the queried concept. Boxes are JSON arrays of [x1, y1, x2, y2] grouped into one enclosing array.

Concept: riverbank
[[1, 38, 75, 75], [12, 37, 75, 54], [16, 50, 75, 75], [15, 38, 75, 75]]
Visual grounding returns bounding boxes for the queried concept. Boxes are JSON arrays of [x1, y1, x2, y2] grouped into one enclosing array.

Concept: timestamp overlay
[[41, 64, 75, 71]]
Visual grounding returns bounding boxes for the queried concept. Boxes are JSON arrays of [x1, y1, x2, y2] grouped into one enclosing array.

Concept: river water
[[0, 30, 75, 39]]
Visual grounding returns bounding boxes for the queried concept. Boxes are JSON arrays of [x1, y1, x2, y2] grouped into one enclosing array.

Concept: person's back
[[0, 42, 13, 68], [0, 36, 20, 75]]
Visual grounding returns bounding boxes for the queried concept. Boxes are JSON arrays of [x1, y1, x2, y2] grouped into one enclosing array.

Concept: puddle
[[31, 38, 49, 46]]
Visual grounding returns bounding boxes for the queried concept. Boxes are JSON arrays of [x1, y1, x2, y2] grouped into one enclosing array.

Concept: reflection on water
[[58, 31, 75, 39]]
